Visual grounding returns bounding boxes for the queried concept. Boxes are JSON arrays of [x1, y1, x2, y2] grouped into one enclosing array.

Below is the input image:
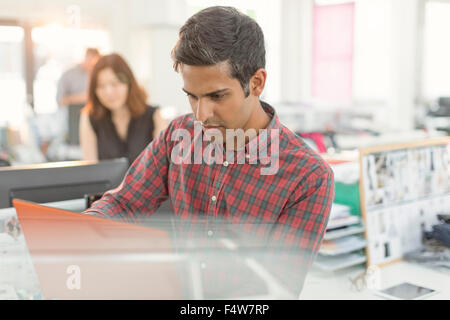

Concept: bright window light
[[312, 3, 355, 103], [0, 26, 24, 43], [0, 26, 26, 127], [31, 25, 111, 114], [423, 1, 450, 99]]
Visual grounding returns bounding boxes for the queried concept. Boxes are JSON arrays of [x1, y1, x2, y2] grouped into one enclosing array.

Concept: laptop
[[13, 199, 182, 300]]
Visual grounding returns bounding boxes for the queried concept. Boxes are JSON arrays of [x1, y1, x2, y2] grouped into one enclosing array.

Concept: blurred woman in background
[[80, 53, 166, 165]]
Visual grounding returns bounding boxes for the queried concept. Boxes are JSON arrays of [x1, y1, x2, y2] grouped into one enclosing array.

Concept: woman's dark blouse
[[89, 105, 157, 165]]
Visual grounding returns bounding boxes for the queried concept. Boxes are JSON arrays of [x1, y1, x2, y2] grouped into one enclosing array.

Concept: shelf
[[326, 215, 360, 230], [366, 194, 449, 212], [324, 225, 365, 241], [319, 236, 367, 256], [314, 253, 367, 272]]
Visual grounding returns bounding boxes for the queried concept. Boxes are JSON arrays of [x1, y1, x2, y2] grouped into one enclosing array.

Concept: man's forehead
[[180, 61, 239, 94]]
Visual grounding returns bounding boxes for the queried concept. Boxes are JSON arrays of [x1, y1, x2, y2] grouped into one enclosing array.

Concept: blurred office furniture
[[297, 132, 327, 153], [0, 158, 128, 209], [67, 104, 84, 146], [31, 109, 82, 162], [0, 127, 10, 167], [429, 97, 450, 117], [276, 102, 446, 153], [314, 159, 367, 272], [45, 138, 83, 162], [425, 97, 450, 135], [424, 215, 450, 248], [296, 131, 338, 154], [0, 159, 10, 167], [315, 203, 367, 272], [404, 237, 450, 275], [0, 127, 12, 167], [0, 116, 47, 166], [405, 214, 450, 275], [0, 127, 7, 150], [333, 130, 446, 150], [301, 260, 450, 299]]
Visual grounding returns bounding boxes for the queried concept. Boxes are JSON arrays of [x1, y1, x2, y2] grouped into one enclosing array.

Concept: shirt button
[[211, 195, 217, 202], [223, 161, 229, 167], [207, 230, 213, 237]]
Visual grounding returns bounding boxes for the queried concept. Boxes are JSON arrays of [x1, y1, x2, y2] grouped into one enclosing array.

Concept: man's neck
[[225, 100, 272, 150], [243, 100, 271, 133]]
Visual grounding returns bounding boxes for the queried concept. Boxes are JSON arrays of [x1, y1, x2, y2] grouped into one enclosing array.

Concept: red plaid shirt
[[85, 101, 334, 298]]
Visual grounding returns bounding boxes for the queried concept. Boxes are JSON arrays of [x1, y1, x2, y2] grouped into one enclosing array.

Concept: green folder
[[334, 181, 361, 216]]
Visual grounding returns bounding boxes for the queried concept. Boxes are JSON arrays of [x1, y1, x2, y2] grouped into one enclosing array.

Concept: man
[[85, 6, 334, 298], [56, 48, 100, 145], [56, 48, 100, 107]]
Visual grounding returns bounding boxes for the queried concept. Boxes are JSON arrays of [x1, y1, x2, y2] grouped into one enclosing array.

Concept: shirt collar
[[226, 101, 280, 164]]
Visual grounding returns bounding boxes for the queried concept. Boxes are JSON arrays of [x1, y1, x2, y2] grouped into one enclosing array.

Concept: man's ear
[[249, 68, 267, 96]]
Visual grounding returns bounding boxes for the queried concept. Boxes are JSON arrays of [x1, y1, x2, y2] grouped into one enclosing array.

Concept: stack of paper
[[319, 236, 367, 256], [327, 203, 361, 230], [324, 225, 365, 240], [314, 253, 367, 271], [329, 203, 352, 220], [327, 216, 360, 230]]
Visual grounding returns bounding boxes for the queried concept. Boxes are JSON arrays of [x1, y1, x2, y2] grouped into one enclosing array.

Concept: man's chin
[[202, 126, 225, 133], [202, 126, 226, 141]]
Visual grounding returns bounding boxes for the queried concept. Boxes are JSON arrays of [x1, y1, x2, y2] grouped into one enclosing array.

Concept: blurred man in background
[[56, 48, 100, 146], [57, 48, 100, 107]]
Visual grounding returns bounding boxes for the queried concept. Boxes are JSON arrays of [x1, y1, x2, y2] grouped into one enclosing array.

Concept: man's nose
[[195, 99, 214, 123]]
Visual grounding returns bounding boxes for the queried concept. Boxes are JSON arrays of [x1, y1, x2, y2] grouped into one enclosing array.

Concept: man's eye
[[211, 94, 225, 100]]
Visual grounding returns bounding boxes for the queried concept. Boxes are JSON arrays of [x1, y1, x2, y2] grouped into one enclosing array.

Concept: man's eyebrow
[[182, 88, 229, 98]]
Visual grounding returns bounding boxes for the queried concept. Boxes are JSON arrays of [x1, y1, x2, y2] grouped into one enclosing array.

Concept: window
[[0, 25, 26, 127], [312, 2, 355, 103], [31, 24, 110, 114], [422, 1, 450, 100]]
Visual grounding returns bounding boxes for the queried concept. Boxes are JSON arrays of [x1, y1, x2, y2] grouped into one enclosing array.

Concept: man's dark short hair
[[172, 6, 266, 97]]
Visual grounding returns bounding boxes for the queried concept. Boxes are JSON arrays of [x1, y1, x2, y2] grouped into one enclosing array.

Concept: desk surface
[[301, 261, 450, 300], [1, 200, 450, 300]]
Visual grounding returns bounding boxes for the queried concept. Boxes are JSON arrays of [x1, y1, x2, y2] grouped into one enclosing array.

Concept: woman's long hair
[[85, 53, 147, 120]]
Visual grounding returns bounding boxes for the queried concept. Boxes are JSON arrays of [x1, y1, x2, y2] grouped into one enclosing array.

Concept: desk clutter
[[404, 228, 450, 276], [318, 139, 450, 273], [359, 138, 450, 267], [0, 213, 42, 300], [403, 214, 450, 275]]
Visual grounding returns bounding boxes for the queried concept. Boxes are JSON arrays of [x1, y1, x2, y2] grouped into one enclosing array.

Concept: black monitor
[[0, 158, 129, 209]]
